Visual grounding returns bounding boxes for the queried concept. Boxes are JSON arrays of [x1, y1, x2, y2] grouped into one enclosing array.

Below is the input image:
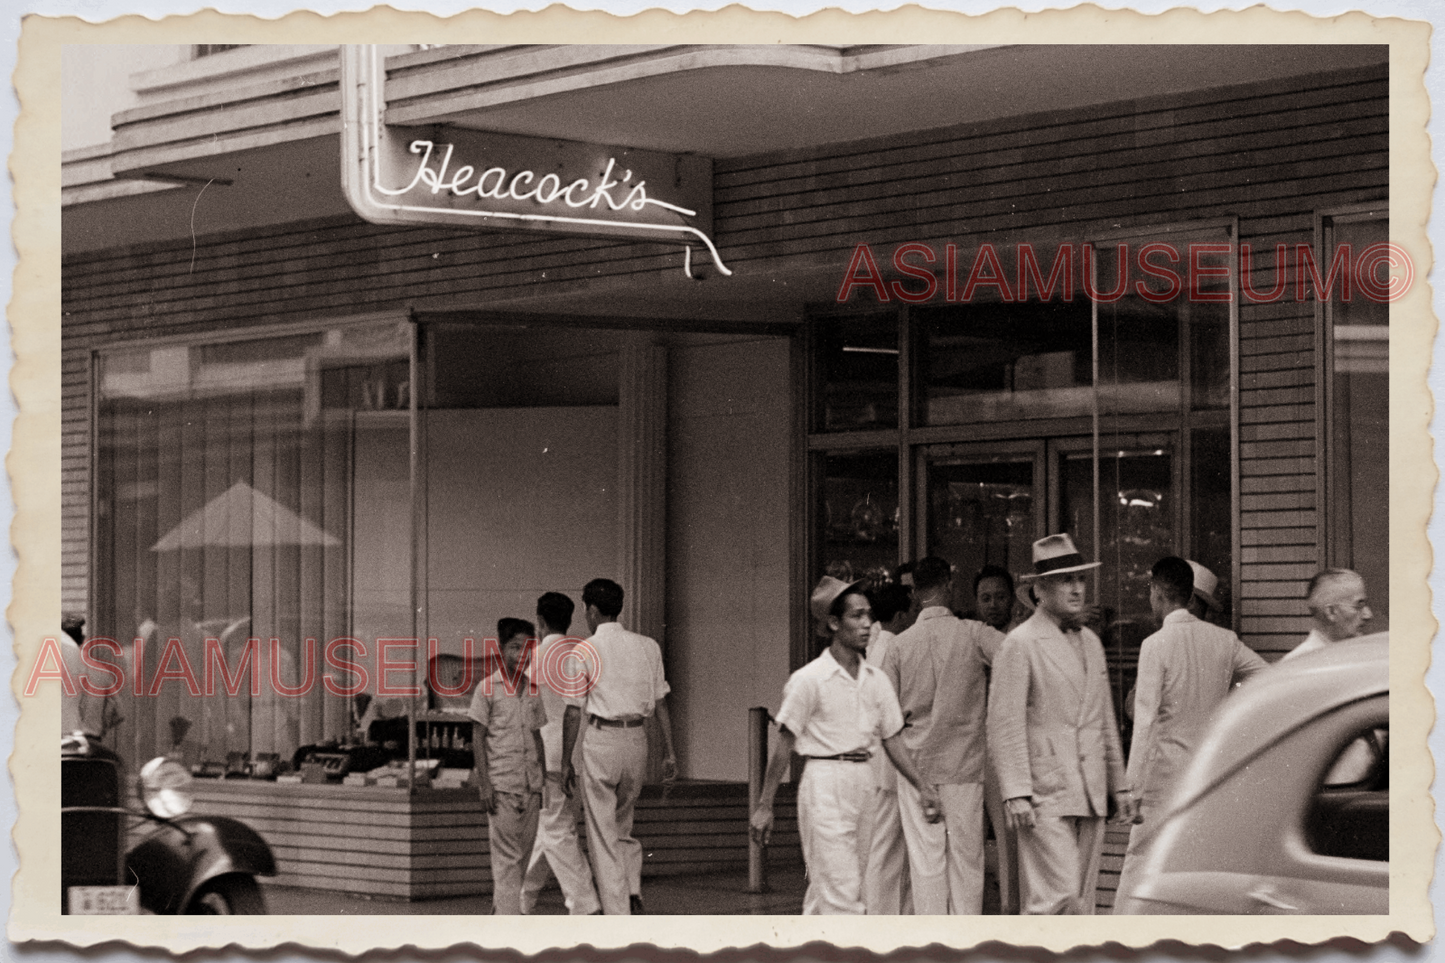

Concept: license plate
[[67, 885, 139, 915]]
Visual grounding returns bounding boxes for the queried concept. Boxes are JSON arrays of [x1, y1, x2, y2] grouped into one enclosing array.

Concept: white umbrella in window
[[150, 481, 340, 550]]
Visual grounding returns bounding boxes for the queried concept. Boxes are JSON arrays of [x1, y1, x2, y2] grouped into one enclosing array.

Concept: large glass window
[[807, 222, 1240, 713], [95, 321, 413, 772], [1326, 214, 1388, 630], [815, 312, 899, 432], [818, 451, 900, 588]]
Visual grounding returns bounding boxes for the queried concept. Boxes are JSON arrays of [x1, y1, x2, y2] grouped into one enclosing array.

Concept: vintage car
[[61, 734, 277, 914], [1115, 632, 1388, 914]]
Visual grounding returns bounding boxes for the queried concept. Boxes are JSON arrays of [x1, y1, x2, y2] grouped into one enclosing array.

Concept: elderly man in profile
[[1285, 569, 1373, 661], [987, 533, 1136, 915]]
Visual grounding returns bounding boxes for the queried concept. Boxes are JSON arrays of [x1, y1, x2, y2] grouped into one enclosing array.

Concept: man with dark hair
[[882, 555, 1005, 914], [560, 578, 676, 915], [1114, 556, 1266, 905], [751, 577, 940, 915], [988, 534, 1135, 915], [972, 565, 1018, 634], [861, 581, 916, 914], [520, 592, 601, 915], [470, 617, 547, 914], [972, 564, 1021, 914]]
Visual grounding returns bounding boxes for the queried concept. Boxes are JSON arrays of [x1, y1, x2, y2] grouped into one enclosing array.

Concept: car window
[[1305, 724, 1388, 862]]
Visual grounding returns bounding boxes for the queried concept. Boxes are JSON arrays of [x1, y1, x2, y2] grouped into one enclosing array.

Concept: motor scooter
[[61, 733, 277, 914]]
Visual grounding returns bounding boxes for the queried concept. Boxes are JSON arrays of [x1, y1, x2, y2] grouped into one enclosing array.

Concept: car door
[[1239, 694, 1389, 915]]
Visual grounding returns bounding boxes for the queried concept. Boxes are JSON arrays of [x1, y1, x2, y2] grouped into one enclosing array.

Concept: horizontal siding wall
[[64, 63, 1388, 656], [1238, 228, 1323, 657], [185, 781, 800, 899]]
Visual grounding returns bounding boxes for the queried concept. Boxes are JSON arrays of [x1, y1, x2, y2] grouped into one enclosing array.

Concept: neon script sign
[[340, 46, 731, 275], [383, 142, 698, 218]]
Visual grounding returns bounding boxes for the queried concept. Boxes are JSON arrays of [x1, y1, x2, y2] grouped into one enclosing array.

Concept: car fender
[[127, 817, 276, 914]]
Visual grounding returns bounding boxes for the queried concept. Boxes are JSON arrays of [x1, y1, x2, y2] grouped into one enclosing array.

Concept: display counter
[[187, 779, 800, 900]]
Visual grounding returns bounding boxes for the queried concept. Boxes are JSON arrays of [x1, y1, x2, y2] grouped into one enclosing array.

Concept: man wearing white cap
[[1114, 557, 1267, 908], [1185, 560, 1223, 622], [751, 576, 942, 915], [987, 534, 1135, 915]]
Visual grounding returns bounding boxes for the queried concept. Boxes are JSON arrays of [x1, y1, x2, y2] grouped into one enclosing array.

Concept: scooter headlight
[[139, 757, 193, 818]]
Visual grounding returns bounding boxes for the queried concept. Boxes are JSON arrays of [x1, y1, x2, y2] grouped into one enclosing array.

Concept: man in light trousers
[[561, 578, 677, 915], [520, 592, 602, 915], [882, 556, 1004, 914]]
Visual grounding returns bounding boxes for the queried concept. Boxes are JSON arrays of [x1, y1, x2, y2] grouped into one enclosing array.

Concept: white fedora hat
[[1187, 560, 1220, 610], [1018, 533, 1102, 581]]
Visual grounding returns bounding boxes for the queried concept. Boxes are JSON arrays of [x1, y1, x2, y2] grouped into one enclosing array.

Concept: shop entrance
[[920, 433, 1177, 736], [920, 434, 1175, 636]]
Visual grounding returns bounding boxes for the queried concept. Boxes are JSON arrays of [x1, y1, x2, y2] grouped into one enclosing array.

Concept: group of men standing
[[469, 579, 675, 916], [752, 530, 1378, 916]]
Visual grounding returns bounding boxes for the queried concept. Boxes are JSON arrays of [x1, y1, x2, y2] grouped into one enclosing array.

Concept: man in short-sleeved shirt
[[751, 577, 941, 915], [560, 578, 677, 915], [469, 618, 548, 915], [520, 592, 601, 915]]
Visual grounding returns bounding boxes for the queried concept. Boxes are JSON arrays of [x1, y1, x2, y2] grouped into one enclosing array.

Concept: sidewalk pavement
[[260, 840, 1024, 915], [260, 866, 810, 915]]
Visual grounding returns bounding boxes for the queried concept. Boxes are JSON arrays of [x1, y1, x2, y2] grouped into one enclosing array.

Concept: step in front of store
[[185, 780, 801, 900]]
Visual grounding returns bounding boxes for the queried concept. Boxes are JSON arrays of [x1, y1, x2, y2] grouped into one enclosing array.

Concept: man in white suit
[[1114, 557, 1267, 904], [987, 534, 1136, 915]]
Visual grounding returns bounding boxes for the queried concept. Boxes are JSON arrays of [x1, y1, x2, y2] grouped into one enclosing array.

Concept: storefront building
[[62, 44, 1389, 894]]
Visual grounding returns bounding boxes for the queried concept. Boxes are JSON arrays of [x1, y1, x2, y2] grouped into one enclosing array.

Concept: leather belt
[[589, 714, 646, 729], [807, 751, 871, 762]]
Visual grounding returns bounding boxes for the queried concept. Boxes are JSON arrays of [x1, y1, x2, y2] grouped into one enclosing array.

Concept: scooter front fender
[[127, 816, 276, 914]]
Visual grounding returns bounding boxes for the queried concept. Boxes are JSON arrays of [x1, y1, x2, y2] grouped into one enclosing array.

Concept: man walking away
[[560, 579, 677, 915], [883, 556, 1004, 914], [1114, 557, 1266, 908], [521, 592, 601, 915]]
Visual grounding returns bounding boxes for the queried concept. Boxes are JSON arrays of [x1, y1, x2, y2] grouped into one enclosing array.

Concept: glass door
[[916, 433, 1180, 743], [917, 441, 1044, 617], [1051, 434, 1177, 746]]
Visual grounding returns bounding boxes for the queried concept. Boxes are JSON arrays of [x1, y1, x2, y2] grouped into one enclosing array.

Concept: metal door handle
[[1248, 885, 1298, 912]]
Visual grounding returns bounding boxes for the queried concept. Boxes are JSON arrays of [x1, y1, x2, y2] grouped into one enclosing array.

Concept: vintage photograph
[[18, 18, 1431, 951]]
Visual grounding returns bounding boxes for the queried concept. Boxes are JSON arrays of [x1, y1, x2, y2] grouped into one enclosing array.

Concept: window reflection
[[819, 451, 899, 588], [96, 321, 412, 773], [817, 314, 898, 431]]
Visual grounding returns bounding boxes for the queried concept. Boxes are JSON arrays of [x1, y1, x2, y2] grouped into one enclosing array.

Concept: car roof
[[1168, 632, 1388, 809]]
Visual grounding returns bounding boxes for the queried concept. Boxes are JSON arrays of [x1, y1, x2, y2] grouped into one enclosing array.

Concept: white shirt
[[866, 629, 901, 789], [775, 647, 905, 759], [566, 621, 670, 721], [535, 633, 580, 771], [1283, 628, 1332, 661]]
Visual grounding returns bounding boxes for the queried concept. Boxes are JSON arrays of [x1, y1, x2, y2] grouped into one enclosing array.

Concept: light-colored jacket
[[1126, 609, 1267, 811], [881, 606, 1003, 785], [987, 609, 1126, 818]]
